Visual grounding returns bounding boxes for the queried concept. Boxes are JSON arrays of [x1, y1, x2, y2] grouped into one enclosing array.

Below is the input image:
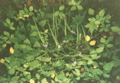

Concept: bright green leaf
[[87, 60, 93, 65], [6, 18, 10, 24], [41, 78, 48, 83], [96, 47, 104, 53], [68, 0, 76, 5], [59, 5, 65, 11], [103, 62, 114, 71], [111, 26, 120, 32], [10, 27, 15, 30], [36, 74, 40, 79], [8, 69, 15, 75], [24, 38, 31, 45], [39, 20, 46, 27], [106, 44, 113, 48], [77, 5, 83, 10], [99, 9, 105, 17], [33, 41, 41, 47], [103, 73, 110, 78], [30, 32, 37, 36], [29, 6, 34, 12], [2, 44, 7, 48], [88, 8, 94, 15], [100, 38, 106, 43], [3, 31, 9, 36], [71, 6, 76, 11]]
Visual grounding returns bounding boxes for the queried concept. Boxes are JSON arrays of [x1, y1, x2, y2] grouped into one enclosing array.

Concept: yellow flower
[[19, 17, 23, 19], [9, 47, 14, 54], [0, 59, 5, 63], [24, 15, 29, 17], [51, 73, 55, 78], [30, 79, 35, 83], [85, 35, 90, 41], [93, 66, 97, 69], [89, 40, 96, 46], [103, 35, 107, 38], [116, 76, 120, 80]]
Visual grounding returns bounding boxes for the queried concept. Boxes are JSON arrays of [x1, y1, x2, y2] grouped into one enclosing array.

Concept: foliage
[[0, 0, 120, 83]]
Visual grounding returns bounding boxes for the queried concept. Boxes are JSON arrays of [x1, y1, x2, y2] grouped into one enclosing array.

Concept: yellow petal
[[0, 59, 5, 63], [24, 15, 29, 17], [30, 79, 35, 83], [103, 35, 107, 38], [89, 40, 96, 46], [51, 73, 55, 78], [93, 66, 97, 69], [85, 35, 90, 41], [10, 47, 14, 54], [19, 17, 23, 19]]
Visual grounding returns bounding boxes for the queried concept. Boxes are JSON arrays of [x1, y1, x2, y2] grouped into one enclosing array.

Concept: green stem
[[32, 17, 44, 43]]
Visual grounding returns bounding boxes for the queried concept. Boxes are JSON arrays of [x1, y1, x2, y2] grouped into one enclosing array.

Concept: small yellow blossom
[[0, 59, 5, 63], [116, 76, 120, 80], [93, 66, 97, 69], [85, 35, 90, 41], [103, 35, 107, 38], [30, 79, 35, 83], [89, 40, 96, 46], [9, 47, 14, 54], [44, 62, 46, 64], [19, 17, 23, 19], [24, 15, 29, 17], [51, 73, 55, 78]]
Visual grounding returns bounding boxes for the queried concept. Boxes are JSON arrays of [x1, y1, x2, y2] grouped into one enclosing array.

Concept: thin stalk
[[32, 17, 44, 43], [76, 23, 82, 45], [48, 22, 59, 46]]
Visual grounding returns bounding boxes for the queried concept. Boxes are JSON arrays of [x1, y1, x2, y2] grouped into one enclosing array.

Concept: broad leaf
[[88, 8, 94, 15]]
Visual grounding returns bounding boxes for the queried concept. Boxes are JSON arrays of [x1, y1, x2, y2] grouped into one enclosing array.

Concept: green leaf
[[90, 50, 100, 59], [3, 31, 10, 36], [72, 69, 81, 76], [103, 62, 114, 71], [39, 20, 46, 27], [106, 44, 113, 48], [2, 44, 7, 48], [87, 60, 93, 65], [8, 68, 15, 75], [36, 56, 51, 62], [59, 5, 65, 11], [68, 0, 76, 5], [41, 78, 48, 83], [33, 41, 41, 47], [99, 9, 105, 17], [71, 6, 76, 11], [88, 8, 94, 15], [36, 74, 40, 79], [111, 26, 120, 32], [96, 47, 104, 53], [10, 27, 15, 30], [11, 76, 19, 81], [0, 76, 7, 82], [103, 73, 110, 78], [30, 32, 37, 36], [28, 60, 40, 70], [77, 5, 83, 10], [6, 18, 10, 24], [100, 38, 106, 43], [19, 10, 25, 15], [24, 38, 31, 45], [29, 6, 34, 12], [94, 21, 100, 25]]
